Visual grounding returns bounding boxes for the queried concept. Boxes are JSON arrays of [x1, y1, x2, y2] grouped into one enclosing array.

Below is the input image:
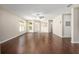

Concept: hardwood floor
[[1, 33, 79, 54]]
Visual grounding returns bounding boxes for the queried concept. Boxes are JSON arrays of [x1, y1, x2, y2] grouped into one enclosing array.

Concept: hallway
[[1, 33, 79, 54], [0, 4, 79, 54]]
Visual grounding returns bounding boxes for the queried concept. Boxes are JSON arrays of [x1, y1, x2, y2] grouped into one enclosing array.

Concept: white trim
[[0, 35, 18, 44], [53, 33, 71, 38], [62, 36, 71, 38], [53, 34, 62, 38], [0, 32, 26, 44], [71, 41, 79, 43]]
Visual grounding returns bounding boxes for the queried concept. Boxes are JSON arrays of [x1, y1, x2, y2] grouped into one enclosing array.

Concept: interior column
[[71, 7, 79, 43]]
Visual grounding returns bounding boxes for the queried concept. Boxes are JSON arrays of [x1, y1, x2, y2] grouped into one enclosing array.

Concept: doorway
[[48, 20, 53, 33]]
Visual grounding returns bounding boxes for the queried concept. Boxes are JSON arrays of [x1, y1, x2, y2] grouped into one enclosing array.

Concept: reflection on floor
[[1, 33, 79, 54]]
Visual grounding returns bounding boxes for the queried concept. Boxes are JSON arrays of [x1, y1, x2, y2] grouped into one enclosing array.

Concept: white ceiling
[[1, 4, 71, 20]]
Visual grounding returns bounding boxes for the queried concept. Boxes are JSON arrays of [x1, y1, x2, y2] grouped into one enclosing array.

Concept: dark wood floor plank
[[1, 33, 79, 54]]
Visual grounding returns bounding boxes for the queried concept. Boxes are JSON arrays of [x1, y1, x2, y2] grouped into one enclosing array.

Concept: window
[[19, 20, 26, 32]]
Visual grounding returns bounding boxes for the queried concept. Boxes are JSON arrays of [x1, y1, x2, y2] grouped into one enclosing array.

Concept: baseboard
[[71, 41, 79, 43], [62, 37, 71, 39], [53, 34, 71, 39], [53, 34, 62, 39], [0, 36, 18, 44], [54, 34, 79, 43], [0, 32, 26, 44]]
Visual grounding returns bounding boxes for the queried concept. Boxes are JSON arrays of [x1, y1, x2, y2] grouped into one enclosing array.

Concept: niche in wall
[[65, 21, 71, 26]]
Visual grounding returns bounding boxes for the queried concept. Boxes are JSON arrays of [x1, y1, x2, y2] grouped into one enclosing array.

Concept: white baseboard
[[62, 37, 71, 38], [53, 34, 71, 39], [53, 34, 62, 38], [71, 41, 79, 43], [0, 35, 18, 44], [0, 32, 26, 44]]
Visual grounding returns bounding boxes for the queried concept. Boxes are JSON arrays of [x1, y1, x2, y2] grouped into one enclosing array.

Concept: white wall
[[53, 14, 71, 38], [33, 20, 41, 32], [0, 8, 26, 43], [63, 14, 71, 38], [41, 21, 48, 32], [53, 15, 63, 37], [71, 7, 79, 43], [26, 20, 48, 33]]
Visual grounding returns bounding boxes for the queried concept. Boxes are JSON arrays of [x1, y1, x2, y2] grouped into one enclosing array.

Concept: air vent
[[67, 4, 72, 7], [39, 16, 45, 19]]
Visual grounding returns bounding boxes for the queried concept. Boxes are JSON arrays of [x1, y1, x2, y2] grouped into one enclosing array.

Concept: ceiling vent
[[67, 4, 72, 7]]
